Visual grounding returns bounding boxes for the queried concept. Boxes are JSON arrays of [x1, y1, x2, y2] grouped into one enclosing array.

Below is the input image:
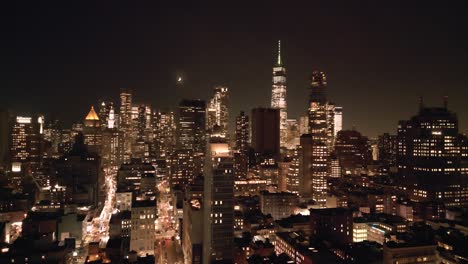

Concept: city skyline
[[2, 3, 468, 263], [4, 2, 468, 137]]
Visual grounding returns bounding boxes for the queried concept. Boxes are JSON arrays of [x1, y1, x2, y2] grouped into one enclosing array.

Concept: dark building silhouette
[[397, 101, 468, 207], [334, 129, 372, 174], [251, 108, 280, 159]]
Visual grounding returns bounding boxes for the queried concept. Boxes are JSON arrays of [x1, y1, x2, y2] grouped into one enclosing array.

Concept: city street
[[76, 166, 117, 263], [155, 180, 183, 264]]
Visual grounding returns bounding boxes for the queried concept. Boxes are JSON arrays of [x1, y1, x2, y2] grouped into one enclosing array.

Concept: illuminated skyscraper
[[334, 106, 343, 137], [83, 106, 102, 154], [203, 133, 234, 263], [153, 110, 176, 158], [271, 40, 287, 147], [98, 100, 114, 129], [101, 127, 122, 168], [10, 115, 43, 173], [307, 71, 331, 205], [235, 111, 249, 153], [308, 71, 328, 142], [168, 149, 196, 189], [177, 100, 206, 154], [132, 104, 152, 141], [207, 86, 229, 136], [119, 88, 133, 162]]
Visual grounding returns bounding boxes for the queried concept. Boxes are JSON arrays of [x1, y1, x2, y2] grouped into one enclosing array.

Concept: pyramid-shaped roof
[[85, 106, 100, 121]]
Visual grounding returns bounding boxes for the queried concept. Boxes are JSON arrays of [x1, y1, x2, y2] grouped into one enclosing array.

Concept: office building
[[207, 86, 229, 136], [334, 106, 343, 137], [10, 115, 43, 173], [119, 88, 133, 162], [203, 133, 234, 263], [334, 130, 372, 174], [309, 208, 352, 246], [251, 108, 280, 159], [168, 149, 196, 190], [235, 111, 249, 153], [153, 110, 176, 158], [383, 242, 438, 264], [396, 100, 468, 207], [259, 191, 298, 220], [177, 100, 206, 154], [130, 199, 157, 256], [83, 106, 102, 154]]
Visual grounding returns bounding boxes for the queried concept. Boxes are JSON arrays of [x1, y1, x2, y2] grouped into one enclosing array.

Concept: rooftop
[[85, 106, 99, 120]]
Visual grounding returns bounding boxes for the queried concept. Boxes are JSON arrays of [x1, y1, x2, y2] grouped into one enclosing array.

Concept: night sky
[[3, 1, 468, 137]]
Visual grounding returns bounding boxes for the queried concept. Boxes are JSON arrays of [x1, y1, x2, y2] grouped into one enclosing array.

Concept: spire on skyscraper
[[277, 40, 282, 66]]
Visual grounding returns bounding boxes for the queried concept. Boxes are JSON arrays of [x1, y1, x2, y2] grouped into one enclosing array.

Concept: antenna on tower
[[277, 40, 282, 66], [443, 95, 448, 109]]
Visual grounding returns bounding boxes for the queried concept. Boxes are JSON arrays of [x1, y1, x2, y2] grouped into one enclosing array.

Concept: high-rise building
[[271, 40, 288, 147], [98, 100, 114, 129], [306, 71, 333, 205], [235, 111, 249, 153], [101, 127, 122, 168], [177, 100, 206, 154], [378, 133, 397, 166], [286, 147, 300, 194], [83, 106, 102, 154], [298, 113, 309, 136], [308, 71, 328, 142], [396, 100, 468, 207], [153, 110, 176, 158], [132, 104, 152, 141], [203, 133, 234, 263], [168, 149, 196, 190], [334, 130, 372, 174], [119, 89, 133, 162], [251, 108, 280, 159], [207, 86, 229, 136], [334, 106, 343, 137], [284, 119, 300, 150], [10, 115, 43, 173], [55, 133, 101, 206]]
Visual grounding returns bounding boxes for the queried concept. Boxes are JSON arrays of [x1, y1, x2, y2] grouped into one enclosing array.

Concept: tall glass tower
[[271, 40, 287, 147]]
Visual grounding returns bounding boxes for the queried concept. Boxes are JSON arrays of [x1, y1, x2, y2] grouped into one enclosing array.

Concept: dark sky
[[3, 1, 468, 137]]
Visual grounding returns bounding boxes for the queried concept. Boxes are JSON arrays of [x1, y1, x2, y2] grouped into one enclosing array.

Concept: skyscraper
[[177, 100, 206, 154], [153, 110, 176, 158], [396, 100, 468, 207], [98, 100, 114, 129], [308, 71, 328, 142], [203, 133, 234, 263], [251, 107, 280, 159], [334, 130, 372, 174], [83, 106, 102, 154], [334, 106, 343, 137], [119, 88, 133, 162], [207, 86, 229, 136], [307, 71, 332, 205], [271, 40, 287, 147], [235, 111, 249, 153], [10, 115, 43, 173]]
